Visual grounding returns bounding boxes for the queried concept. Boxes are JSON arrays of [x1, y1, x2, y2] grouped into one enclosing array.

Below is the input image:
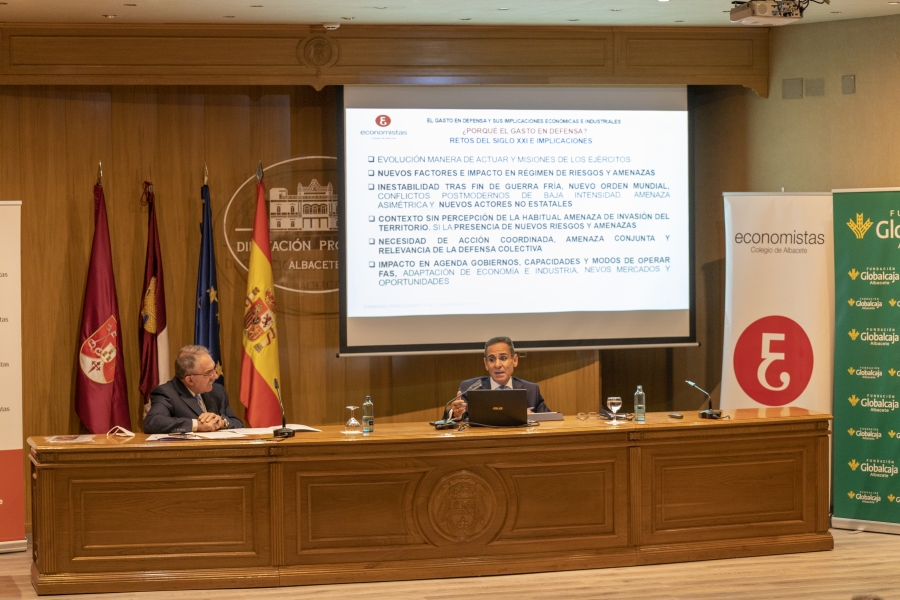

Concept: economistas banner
[[721, 193, 834, 413], [0, 201, 25, 553], [833, 188, 900, 534]]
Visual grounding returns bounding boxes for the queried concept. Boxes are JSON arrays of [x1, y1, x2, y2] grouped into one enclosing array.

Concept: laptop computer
[[465, 389, 529, 427]]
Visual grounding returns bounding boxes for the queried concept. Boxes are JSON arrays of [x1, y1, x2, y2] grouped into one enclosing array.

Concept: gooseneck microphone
[[431, 380, 482, 430], [273, 378, 295, 438], [685, 380, 722, 419]]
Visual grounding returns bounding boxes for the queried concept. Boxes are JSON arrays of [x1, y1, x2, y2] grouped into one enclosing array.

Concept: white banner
[[721, 193, 834, 412], [0, 201, 25, 553]]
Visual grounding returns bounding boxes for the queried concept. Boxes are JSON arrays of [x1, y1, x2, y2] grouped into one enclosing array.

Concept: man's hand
[[449, 392, 467, 420], [197, 412, 225, 432]]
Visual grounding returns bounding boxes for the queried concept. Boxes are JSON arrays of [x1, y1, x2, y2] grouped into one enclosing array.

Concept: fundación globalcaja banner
[[0, 201, 25, 553], [833, 188, 900, 533], [721, 193, 834, 413]]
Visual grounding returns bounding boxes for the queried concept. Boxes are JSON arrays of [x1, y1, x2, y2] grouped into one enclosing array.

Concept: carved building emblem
[[298, 36, 340, 68], [428, 471, 495, 542]]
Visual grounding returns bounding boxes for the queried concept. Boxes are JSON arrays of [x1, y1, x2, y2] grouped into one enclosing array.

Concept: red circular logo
[[733, 315, 814, 406], [375, 115, 391, 127]]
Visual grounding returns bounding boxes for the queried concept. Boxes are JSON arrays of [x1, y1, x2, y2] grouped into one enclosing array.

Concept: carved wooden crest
[[428, 471, 495, 542], [297, 36, 340, 68]]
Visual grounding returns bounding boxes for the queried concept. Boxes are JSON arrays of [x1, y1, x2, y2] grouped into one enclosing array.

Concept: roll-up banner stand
[[721, 193, 834, 414], [0, 201, 25, 553], [832, 188, 900, 534]]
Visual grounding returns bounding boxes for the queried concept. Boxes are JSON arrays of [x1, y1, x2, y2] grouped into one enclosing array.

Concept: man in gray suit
[[144, 345, 243, 434], [449, 336, 550, 420]]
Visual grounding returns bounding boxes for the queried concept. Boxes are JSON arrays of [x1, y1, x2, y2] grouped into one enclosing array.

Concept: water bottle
[[362, 395, 374, 433], [634, 385, 646, 422]]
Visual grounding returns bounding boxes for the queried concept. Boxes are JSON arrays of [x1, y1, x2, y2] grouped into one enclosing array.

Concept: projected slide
[[339, 86, 693, 354], [345, 108, 688, 318]]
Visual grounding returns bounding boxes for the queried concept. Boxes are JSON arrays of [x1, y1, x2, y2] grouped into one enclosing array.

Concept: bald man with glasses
[[144, 345, 243, 434]]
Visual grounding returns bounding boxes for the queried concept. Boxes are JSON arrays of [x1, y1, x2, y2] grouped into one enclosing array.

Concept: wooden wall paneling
[[205, 87, 254, 422], [0, 25, 768, 96], [110, 86, 158, 428], [153, 86, 205, 377], [18, 88, 78, 438], [514, 350, 601, 415], [614, 29, 768, 96], [601, 348, 671, 413]]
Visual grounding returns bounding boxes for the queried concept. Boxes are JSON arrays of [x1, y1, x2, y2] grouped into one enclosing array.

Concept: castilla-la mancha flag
[[138, 181, 170, 419], [75, 184, 131, 433], [239, 178, 282, 427]]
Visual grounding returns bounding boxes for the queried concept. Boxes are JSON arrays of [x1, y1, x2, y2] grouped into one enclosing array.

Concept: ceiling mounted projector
[[730, 1, 803, 25]]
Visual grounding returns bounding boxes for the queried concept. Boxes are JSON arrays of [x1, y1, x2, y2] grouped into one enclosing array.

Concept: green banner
[[834, 190, 900, 523]]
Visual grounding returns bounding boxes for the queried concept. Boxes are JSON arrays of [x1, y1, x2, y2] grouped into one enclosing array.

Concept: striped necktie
[[196, 394, 208, 413]]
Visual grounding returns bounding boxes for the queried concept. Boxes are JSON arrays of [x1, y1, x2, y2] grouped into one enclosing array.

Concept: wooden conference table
[[28, 408, 832, 595]]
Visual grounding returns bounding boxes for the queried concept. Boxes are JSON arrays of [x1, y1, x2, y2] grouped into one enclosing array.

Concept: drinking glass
[[343, 406, 362, 434], [576, 412, 588, 421], [607, 397, 623, 425]]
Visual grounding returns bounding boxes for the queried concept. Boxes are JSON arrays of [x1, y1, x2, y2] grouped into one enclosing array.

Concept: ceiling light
[[659, 0, 669, 2]]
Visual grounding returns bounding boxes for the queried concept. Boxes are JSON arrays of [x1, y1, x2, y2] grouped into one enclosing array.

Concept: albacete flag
[[75, 184, 131, 433], [239, 177, 282, 426], [138, 181, 170, 419], [194, 183, 223, 381]]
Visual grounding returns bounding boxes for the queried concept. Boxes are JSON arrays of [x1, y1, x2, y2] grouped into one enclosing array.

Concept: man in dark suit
[[449, 336, 550, 420], [144, 345, 243, 434]]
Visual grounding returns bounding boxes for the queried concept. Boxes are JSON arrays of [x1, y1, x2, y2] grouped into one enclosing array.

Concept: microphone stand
[[273, 378, 295, 438], [431, 380, 482, 430], [685, 380, 722, 420]]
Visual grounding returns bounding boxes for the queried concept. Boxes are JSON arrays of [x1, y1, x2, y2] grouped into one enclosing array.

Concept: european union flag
[[194, 184, 223, 379]]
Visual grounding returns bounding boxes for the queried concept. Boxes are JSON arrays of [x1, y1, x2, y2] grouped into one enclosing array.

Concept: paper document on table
[[231, 424, 322, 435], [194, 430, 247, 439], [46, 435, 94, 443], [284, 423, 321, 432], [146, 434, 199, 441]]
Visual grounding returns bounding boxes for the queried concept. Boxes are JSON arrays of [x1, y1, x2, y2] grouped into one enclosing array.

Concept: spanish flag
[[239, 176, 283, 426]]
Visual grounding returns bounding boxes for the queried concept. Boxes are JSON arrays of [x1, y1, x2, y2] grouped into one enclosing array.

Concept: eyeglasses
[[189, 368, 217, 378]]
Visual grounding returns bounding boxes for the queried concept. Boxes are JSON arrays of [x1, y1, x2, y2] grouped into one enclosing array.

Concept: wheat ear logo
[[849, 268, 860, 280], [890, 494, 896, 502], [848, 367, 856, 375], [848, 491, 856, 499], [848, 329, 860, 340], [848, 394, 861, 406], [891, 430, 897, 438], [847, 214, 874, 239], [892, 300, 898, 307], [891, 369, 897, 377], [849, 459, 860, 471], [848, 428, 856, 436], [848, 298, 856, 306]]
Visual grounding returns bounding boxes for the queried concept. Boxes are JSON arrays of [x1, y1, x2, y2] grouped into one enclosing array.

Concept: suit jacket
[[144, 378, 243, 434], [456, 376, 551, 414]]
